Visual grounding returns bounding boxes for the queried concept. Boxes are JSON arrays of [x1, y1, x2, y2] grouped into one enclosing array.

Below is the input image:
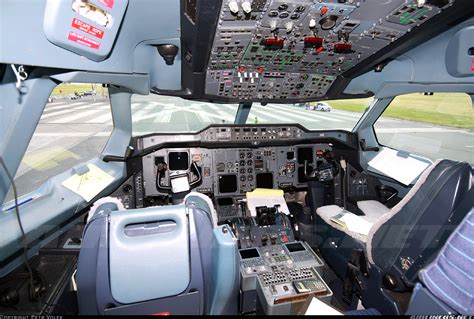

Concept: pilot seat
[[312, 159, 473, 313], [76, 192, 239, 315]]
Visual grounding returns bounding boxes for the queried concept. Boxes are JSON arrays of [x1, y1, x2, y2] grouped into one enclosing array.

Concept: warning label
[[98, 0, 114, 9], [68, 31, 100, 50], [72, 18, 104, 39]]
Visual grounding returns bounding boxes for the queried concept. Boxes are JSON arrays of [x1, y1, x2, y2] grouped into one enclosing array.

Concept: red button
[[282, 235, 288, 243], [321, 7, 328, 15], [315, 46, 325, 54], [304, 36, 324, 48]]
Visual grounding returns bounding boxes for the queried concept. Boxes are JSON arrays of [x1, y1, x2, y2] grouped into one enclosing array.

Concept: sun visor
[[445, 26, 474, 78]]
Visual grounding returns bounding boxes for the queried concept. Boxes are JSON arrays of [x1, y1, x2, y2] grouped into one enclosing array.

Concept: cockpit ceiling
[[167, 0, 467, 103]]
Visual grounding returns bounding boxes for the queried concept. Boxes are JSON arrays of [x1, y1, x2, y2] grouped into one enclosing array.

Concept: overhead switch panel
[[205, 0, 455, 102]]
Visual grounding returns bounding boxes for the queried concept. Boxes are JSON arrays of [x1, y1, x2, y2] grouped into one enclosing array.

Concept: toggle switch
[[229, 1, 239, 14], [242, 1, 252, 14], [269, 20, 278, 32]]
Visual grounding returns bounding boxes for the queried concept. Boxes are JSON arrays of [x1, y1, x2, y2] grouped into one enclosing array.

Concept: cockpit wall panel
[[0, 0, 181, 91], [344, 18, 474, 98]]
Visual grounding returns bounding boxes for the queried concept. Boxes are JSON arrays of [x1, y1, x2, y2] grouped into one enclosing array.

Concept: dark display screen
[[239, 248, 260, 259], [256, 172, 273, 188], [217, 197, 233, 206], [168, 152, 189, 170], [255, 159, 264, 169], [297, 147, 313, 165], [298, 165, 312, 183], [286, 242, 306, 252], [218, 174, 238, 193]]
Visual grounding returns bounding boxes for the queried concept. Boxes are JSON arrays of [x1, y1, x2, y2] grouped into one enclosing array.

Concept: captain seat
[[314, 159, 472, 313], [76, 192, 239, 315]]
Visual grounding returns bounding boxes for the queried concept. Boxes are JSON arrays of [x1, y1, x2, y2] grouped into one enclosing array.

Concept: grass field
[[330, 93, 474, 129], [51, 83, 108, 96]]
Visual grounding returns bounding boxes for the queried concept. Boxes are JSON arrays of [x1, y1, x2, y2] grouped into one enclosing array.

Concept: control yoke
[[304, 159, 338, 183], [155, 161, 202, 193]]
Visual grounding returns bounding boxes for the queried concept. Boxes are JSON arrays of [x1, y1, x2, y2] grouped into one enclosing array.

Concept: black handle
[[103, 146, 135, 162], [360, 139, 380, 152], [376, 184, 398, 203]]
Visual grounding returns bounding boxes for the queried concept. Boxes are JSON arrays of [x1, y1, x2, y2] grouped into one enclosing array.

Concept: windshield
[[131, 94, 370, 135]]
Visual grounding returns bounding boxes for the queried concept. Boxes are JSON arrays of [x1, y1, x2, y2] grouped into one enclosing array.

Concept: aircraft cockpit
[[0, 0, 473, 316]]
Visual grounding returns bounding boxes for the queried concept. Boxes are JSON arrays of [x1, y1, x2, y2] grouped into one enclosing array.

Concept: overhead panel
[[205, 0, 454, 102]]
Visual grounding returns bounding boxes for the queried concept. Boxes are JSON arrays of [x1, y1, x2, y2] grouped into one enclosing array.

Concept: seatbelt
[[342, 248, 368, 304]]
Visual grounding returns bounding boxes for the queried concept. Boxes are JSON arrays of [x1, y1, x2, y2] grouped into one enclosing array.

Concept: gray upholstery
[[109, 205, 190, 304], [184, 191, 218, 227], [315, 200, 390, 243], [77, 194, 239, 315], [316, 159, 472, 267], [314, 159, 472, 314], [356, 200, 390, 223], [316, 205, 369, 243], [316, 157, 437, 241], [366, 159, 442, 264], [369, 160, 472, 269]]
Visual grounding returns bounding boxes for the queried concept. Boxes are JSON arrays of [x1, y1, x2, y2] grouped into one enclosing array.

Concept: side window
[[3, 83, 112, 204], [374, 93, 473, 164]]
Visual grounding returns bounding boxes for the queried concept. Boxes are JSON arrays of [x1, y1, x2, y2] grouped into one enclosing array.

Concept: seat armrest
[[208, 225, 239, 315]]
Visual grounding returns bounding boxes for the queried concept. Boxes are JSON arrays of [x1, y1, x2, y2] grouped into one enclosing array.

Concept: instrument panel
[[204, 0, 454, 101], [142, 143, 332, 197], [128, 125, 354, 219]]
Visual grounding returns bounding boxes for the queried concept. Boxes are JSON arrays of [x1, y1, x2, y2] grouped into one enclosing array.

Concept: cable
[[340, 157, 347, 210], [0, 157, 37, 300]]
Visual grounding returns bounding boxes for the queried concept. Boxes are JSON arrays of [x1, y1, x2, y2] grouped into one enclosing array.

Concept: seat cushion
[[357, 200, 390, 223], [316, 205, 369, 243]]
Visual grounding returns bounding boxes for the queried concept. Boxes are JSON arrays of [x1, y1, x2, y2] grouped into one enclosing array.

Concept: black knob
[[122, 184, 133, 193], [157, 162, 168, 172], [157, 44, 179, 65], [382, 273, 398, 290]]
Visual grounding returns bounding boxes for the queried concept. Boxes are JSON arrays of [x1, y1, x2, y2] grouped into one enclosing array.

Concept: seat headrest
[[109, 205, 191, 304]]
